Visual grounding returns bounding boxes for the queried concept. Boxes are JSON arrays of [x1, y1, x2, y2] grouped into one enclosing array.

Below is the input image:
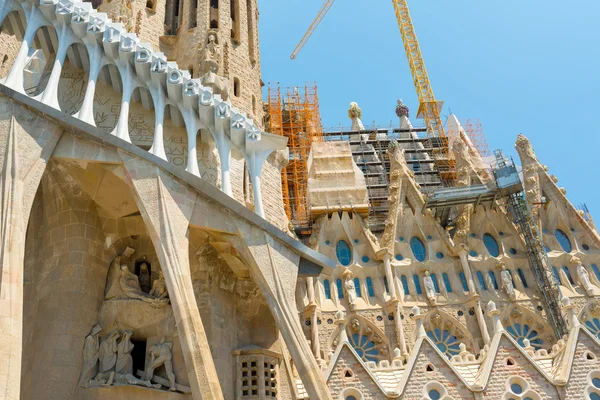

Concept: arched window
[[562, 266, 574, 284], [366, 277, 374, 297], [349, 333, 379, 362], [506, 322, 543, 349], [585, 318, 600, 339], [593, 264, 600, 281], [353, 278, 362, 297], [476, 271, 487, 290], [323, 279, 331, 299], [552, 266, 561, 285], [336, 279, 344, 299], [410, 237, 427, 261], [383, 276, 390, 295], [413, 274, 422, 294], [426, 329, 461, 359], [488, 270, 499, 289], [483, 233, 500, 257], [507, 269, 516, 287], [442, 273, 452, 292], [459, 272, 469, 292], [345, 397, 357, 400], [517, 269, 528, 288], [401, 275, 409, 295], [555, 229, 572, 252], [430, 273, 440, 293], [336, 240, 352, 266]]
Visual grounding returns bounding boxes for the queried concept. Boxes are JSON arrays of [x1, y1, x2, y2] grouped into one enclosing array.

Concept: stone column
[[39, 23, 75, 109], [120, 153, 223, 400], [305, 277, 320, 359], [0, 101, 62, 400], [382, 252, 398, 299], [470, 297, 490, 344], [75, 41, 103, 125]]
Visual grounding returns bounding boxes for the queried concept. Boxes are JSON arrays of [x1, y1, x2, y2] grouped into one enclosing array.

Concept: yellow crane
[[291, 0, 455, 180]]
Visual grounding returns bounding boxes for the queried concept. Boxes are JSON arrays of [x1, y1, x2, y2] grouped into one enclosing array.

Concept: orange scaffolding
[[266, 82, 323, 233], [462, 118, 491, 158]]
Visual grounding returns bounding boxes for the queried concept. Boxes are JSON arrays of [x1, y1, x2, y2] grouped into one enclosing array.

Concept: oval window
[[483, 233, 500, 257], [410, 237, 427, 262], [336, 240, 352, 266], [555, 229, 572, 252]]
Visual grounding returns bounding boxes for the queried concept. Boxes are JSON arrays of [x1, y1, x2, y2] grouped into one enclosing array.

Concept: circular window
[[399, 237, 404, 242], [483, 233, 500, 257], [325, 240, 330, 245], [427, 235, 433, 240], [395, 254, 403, 261], [499, 231, 505, 236], [593, 377, 600, 389], [583, 244, 590, 251], [469, 250, 478, 257], [361, 256, 369, 263], [428, 389, 441, 400], [336, 240, 352, 266], [590, 393, 600, 400], [510, 248, 517, 255], [410, 237, 427, 262], [436, 252, 444, 259], [510, 383, 523, 394], [555, 229, 572, 252], [470, 233, 476, 238]]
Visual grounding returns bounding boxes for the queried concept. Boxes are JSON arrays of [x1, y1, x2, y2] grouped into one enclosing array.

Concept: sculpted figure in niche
[[119, 265, 169, 307], [116, 330, 134, 375], [78, 324, 103, 388], [573, 256, 594, 295], [146, 337, 177, 391], [98, 331, 120, 373], [139, 263, 151, 294], [150, 269, 169, 300], [200, 30, 230, 101], [500, 264, 516, 301], [423, 271, 437, 305], [343, 270, 357, 309], [105, 247, 136, 299]]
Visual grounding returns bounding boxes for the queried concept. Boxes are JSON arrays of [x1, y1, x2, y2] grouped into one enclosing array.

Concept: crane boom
[[290, 0, 336, 59], [392, 0, 454, 179]]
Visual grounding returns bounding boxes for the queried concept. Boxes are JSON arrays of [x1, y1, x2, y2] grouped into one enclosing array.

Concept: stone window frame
[[501, 375, 541, 400], [585, 370, 600, 399], [233, 347, 281, 399], [339, 387, 363, 400], [422, 381, 452, 400]]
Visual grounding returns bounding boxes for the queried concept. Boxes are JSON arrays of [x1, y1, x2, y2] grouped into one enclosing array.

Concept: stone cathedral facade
[[0, 0, 600, 400]]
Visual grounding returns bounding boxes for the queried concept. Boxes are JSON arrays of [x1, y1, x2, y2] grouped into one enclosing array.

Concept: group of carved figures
[[79, 325, 178, 391], [105, 247, 169, 307]]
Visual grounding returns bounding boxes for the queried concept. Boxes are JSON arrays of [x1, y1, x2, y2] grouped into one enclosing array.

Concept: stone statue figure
[[78, 324, 103, 388], [203, 30, 222, 75], [146, 337, 177, 391], [200, 30, 229, 101], [119, 265, 169, 307], [573, 256, 594, 295], [150, 269, 169, 299], [348, 102, 365, 132], [139, 263, 151, 294], [116, 331, 134, 375], [500, 265, 516, 301], [105, 247, 136, 299], [98, 331, 120, 373], [423, 271, 436, 305], [343, 270, 357, 309]]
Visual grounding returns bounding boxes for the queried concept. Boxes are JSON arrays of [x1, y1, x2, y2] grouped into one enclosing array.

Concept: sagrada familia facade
[[0, 0, 599, 399]]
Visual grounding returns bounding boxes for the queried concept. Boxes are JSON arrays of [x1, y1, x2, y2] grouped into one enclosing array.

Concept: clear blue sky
[[258, 0, 600, 218]]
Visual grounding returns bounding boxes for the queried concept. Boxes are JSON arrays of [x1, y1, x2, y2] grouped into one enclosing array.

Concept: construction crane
[[291, 0, 455, 180]]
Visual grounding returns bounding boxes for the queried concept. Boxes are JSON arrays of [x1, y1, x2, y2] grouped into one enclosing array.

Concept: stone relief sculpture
[[78, 324, 103, 388], [572, 256, 594, 295], [105, 247, 136, 299], [119, 265, 169, 307], [98, 331, 120, 374], [145, 337, 177, 391], [150, 269, 169, 300], [116, 331, 134, 375], [139, 263, 151, 294], [200, 30, 229, 101], [423, 271, 437, 305], [500, 264, 516, 301]]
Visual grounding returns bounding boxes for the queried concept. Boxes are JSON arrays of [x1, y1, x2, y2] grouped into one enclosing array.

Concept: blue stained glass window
[[413, 274, 422, 294], [552, 266, 561, 285], [354, 278, 362, 297], [336, 279, 344, 299], [426, 329, 461, 358], [510, 248, 517, 255], [587, 319, 600, 339], [469, 250, 478, 257], [593, 377, 600, 389], [488, 270, 499, 289], [383, 276, 390, 295], [428, 390, 441, 400], [410, 237, 427, 261], [517, 269, 528, 288], [507, 269, 516, 287], [324, 279, 331, 299], [563, 266, 574, 284], [361, 256, 369, 263], [349, 333, 379, 363], [395, 254, 403, 261], [346, 396, 357, 400], [401, 275, 409, 295], [459, 272, 469, 292], [593, 264, 600, 281], [336, 240, 352, 266], [555, 229, 572, 252], [476, 271, 487, 290], [506, 323, 544, 349], [366, 277, 374, 297], [483, 233, 500, 257], [430, 273, 440, 293], [443, 273, 452, 292], [436, 252, 444, 259], [590, 393, 600, 400], [511, 383, 523, 394]]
